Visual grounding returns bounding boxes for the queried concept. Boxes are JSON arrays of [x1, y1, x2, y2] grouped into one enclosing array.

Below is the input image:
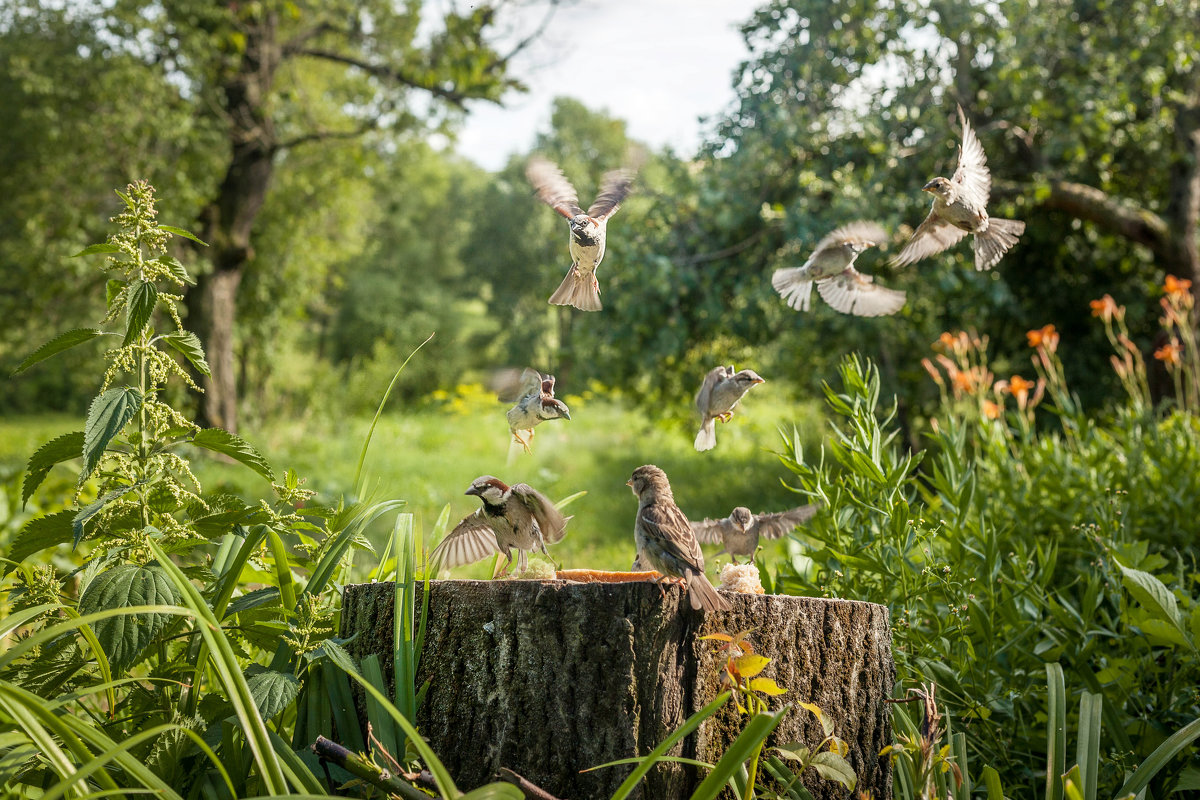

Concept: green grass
[[0, 389, 826, 579]]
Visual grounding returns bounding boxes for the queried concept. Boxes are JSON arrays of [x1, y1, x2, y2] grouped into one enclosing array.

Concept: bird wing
[[526, 157, 583, 219], [510, 483, 569, 545], [812, 220, 889, 255], [587, 168, 636, 220], [491, 367, 543, 403], [816, 268, 907, 317], [641, 502, 706, 570], [689, 516, 728, 544], [750, 504, 821, 540], [890, 211, 969, 268], [952, 105, 991, 211], [429, 511, 500, 569], [695, 366, 728, 420]]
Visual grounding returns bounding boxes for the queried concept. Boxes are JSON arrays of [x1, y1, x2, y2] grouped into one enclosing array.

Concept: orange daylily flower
[[981, 400, 1002, 419], [1026, 324, 1060, 353], [1154, 340, 1183, 367], [1090, 295, 1119, 322], [1163, 275, 1193, 298], [998, 374, 1041, 409]]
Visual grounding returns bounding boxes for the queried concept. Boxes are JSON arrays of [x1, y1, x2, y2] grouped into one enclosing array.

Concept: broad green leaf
[[22, 431, 84, 507], [159, 224, 208, 246], [1117, 562, 1191, 647], [72, 242, 122, 256], [810, 750, 857, 791], [13, 328, 106, 375], [774, 743, 812, 762], [749, 677, 787, 696], [314, 639, 360, 676], [153, 256, 196, 285], [162, 331, 210, 376], [245, 668, 301, 721], [123, 278, 158, 346], [2, 512, 75, 574], [190, 429, 273, 480], [461, 786, 524, 799], [77, 563, 181, 673], [82, 386, 143, 479]]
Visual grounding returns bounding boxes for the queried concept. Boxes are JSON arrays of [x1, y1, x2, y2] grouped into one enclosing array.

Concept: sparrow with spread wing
[[627, 465, 730, 612], [494, 367, 570, 453], [691, 504, 821, 563], [772, 221, 906, 317], [694, 367, 766, 452], [526, 156, 635, 311], [892, 105, 1025, 271], [429, 476, 568, 575]]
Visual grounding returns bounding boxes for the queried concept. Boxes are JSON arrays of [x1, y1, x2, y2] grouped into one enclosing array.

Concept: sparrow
[[772, 221, 906, 317], [429, 475, 568, 575], [892, 105, 1025, 271], [694, 366, 766, 452], [691, 504, 821, 564], [525, 156, 635, 311], [627, 465, 730, 612], [494, 367, 571, 453]]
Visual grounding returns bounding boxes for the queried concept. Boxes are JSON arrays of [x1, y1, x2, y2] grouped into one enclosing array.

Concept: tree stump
[[341, 579, 894, 800]]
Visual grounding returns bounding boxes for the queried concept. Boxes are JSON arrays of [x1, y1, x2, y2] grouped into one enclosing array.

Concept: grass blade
[[1077, 692, 1102, 800], [1116, 715, 1200, 798], [982, 765, 1005, 799], [692, 706, 789, 800], [1045, 663, 1066, 800]]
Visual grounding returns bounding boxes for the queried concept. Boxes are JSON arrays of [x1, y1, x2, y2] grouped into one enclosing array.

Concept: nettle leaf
[[1, 511, 75, 575], [13, 329, 107, 375], [23, 431, 84, 508], [310, 639, 360, 676], [82, 387, 143, 481], [244, 667, 301, 720], [72, 242, 122, 257], [106, 279, 127, 312], [153, 256, 196, 285], [123, 279, 158, 346], [162, 331, 210, 376], [224, 587, 281, 618], [77, 562, 181, 674], [1118, 561, 1190, 645], [159, 225, 208, 246], [190, 429, 273, 481]]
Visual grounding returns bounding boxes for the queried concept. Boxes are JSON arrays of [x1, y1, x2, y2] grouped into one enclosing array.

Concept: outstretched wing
[[429, 511, 499, 570], [952, 105, 991, 211], [811, 220, 888, 256], [587, 168, 636, 220], [491, 367, 544, 403], [816, 268, 907, 317], [689, 516, 729, 544], [526, 157, 583, 219], [890, 211, 969, 268], [695, 366, 728, 419], [750, 504, 821, 540], [510, 483, 569, 545]]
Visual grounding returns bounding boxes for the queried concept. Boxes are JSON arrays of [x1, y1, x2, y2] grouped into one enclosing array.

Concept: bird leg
[[494, 550, 514, 578], [511, 429, 534, 454], [718, 411, 734, 423]]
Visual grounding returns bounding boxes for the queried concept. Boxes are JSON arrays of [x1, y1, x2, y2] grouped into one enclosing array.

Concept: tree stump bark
[[341, 580, 894, 800]]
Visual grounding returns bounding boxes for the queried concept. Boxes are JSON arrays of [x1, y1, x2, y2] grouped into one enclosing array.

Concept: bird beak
[[922, 180, 939, 193], [562, 409, 572, 421], [625, 479, 634, 488], [753, 377, 766, 384], [464, 486, 480, 497]]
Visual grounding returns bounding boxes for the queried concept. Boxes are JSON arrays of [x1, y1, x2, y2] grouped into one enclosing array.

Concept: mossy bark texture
[[341, 580, 894, 800]]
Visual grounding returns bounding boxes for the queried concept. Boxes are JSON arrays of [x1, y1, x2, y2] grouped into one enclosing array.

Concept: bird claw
[[512, 429, 534, 454]]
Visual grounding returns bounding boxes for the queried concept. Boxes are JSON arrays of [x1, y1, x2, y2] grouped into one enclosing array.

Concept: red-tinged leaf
[[734, 654, 771, 678]]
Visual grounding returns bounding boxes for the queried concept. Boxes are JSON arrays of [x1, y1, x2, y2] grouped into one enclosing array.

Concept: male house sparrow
[[494, 367, 570, 453], [429, 475, 568, 575], [525, 156, 635, 311], [691, 504, 821, 564], [892, 105, 1025, 271], [694, 366, 766, 452], [627, 465, 730, 612], [772, 221, 906, 317]]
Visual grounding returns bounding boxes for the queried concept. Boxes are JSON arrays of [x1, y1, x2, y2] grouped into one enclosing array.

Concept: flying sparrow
[[626, 465, 730, 612], [691, 504, 821, 564], [494, 367, 571, 453], [429, 475, 569, 576], [694, 366, 766, 452], [892, 105, 1025, 271], [526, 156, 635, 311], [772, 221, 906, 317]]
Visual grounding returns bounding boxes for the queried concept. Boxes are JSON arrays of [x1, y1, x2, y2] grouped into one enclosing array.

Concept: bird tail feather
[[772, 268, 814, 311], [686, 571, 731, 612], [694, 418, 717, 451], [548, 266, 602, 311], [974, 218, 1025, 271]]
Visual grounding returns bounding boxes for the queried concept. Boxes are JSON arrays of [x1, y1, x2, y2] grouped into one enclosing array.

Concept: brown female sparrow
[[627, 465, 730, 612], [892, 105, 1025, 271], [525, 156, 635, 311], [691, 503, 821, 564], [772, 221, 906, 317], [694, 366, 766, 452], [429, 475, 568, 575], [494, 367, 571, 453]]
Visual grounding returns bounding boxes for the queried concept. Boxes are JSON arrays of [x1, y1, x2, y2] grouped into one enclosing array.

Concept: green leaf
[[77, 563, 181, 674], [22, 431, 84, 508], [72, 242, 122, 256], [162, 331, 211, 376], [692, 707, 789, 799], [124, 279, 158, 346], [245, 667, 301, 721], [314, 639, 360, 676], [810, 750, 857, 791], [1117, 716, 1200, 797], [13, 328, 106, 375], [224, 587, 280, 617], [159, 224, 208, 246], [774, 743, 812, 762], [190, 429, 273, 481], [1117, 561, 1192, 647], [106, 279, 127, 311], [72, 482, 146, 546], [2, 511, 75, 575], [82, 387, 143, 480], [461, 786, 524, 799], [153, 256, 196, 285]]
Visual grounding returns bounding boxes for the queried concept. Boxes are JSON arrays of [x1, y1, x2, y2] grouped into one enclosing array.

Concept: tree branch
[[498, 768, 566, 800], [311, 736, 433, 800], [290, 47, 471, 107], [275, 115, 382, 151]]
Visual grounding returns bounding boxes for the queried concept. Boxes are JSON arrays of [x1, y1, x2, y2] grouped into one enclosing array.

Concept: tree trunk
[[341, 579, 895, 800]]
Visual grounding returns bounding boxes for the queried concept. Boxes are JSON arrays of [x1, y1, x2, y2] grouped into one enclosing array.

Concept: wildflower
[[1089, 295, 1119, 323], [1026, 324, 1059, 353], [1154, 340, 1183, 367], [997, 374, 1043, 410], [1164, 275, 1193, 298], [934, 331, 970, 356], [921, 357, 944, 388], [981, 400, 1002, 419]]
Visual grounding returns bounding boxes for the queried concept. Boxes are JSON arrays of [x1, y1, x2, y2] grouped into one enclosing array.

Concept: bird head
[[466, 476, 509, 504], [569, 213, 597, 232], [627, 464, 671, 498], [730, 506, 754, 530], [539, 397, 571, 421], [732, 369, 766, 387], [923, 177, 953, 198]]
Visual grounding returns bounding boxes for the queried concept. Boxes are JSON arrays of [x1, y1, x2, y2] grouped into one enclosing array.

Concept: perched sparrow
[[694, 366, 766, 452], [691, 504, 821, 564], [494, 367, 570, 453], [526, 156, 635, 311], [772, 221, 906, 317], [429, 476, 568, 575], [892, 105, 1025, 271], [626, 465, 730, 612]]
